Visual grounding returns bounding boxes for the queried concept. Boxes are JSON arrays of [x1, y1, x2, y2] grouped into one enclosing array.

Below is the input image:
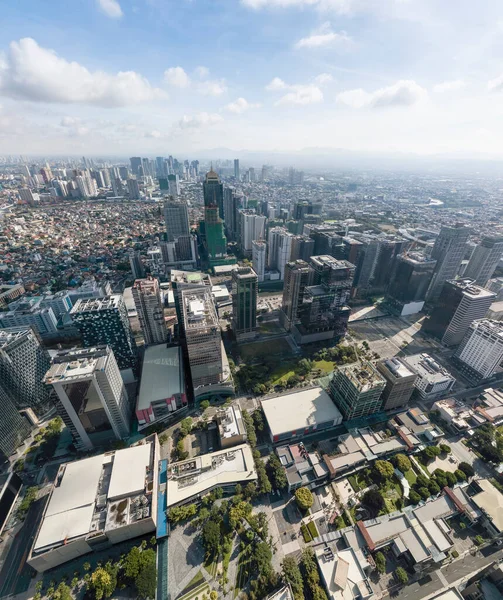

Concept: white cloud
[[265, 77, 288, 91], [0, 38, 163, 107], [178, 112, 224, 129], [488, 74, 503, 92], [145, 130, 162, 138], [197, 79, 227, 96], [60, 116, 80, 127], [295, 22, 353, 49], [59, 116, 88, 136], [96, 0, 123, 19], [266, 77, 323, 106], [195, 66, 210, 79], [242, 0, 357, 13], [225, 97, 261, 113], [314, 73, 334, 85], [433, 79, 465, 93], [164, 66, 190, 88], [336, 80, 427, 109]]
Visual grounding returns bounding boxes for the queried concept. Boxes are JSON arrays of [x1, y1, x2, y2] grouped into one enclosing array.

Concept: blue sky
[[1, 0, 503, 157]]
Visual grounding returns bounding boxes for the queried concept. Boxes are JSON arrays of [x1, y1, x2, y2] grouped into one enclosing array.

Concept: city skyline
[[1, 1, 503, 157]]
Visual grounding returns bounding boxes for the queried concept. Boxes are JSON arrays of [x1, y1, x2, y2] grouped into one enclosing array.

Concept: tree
[[374, 460, 394, 480], [136, 550, 157, 599], [297, 359, 312, 376], [458, 462, 475, 478], [455, 469, 467, 482], [252, 410, 265, 432], [282, 557, 304, 600], [158, 433, 168, 445], [362, 489, 384, 516], [200, 400, 210, 411], [374, 552, 386, 574], [395, 567, 408, 585], [416, 474, 429, 488], [168, 503, 197, 523], [179, 417, 193, 437], [242, 410, 257, 447], [295, 487, 314, 511], [176, 439, 188, 460], [417, 487, 430, 500], [266, 453, 288, 491], [409, 491, 421, 505], [254, 454, 272, 496], [90, 566, 116, 600], [52, 583, 72, 600], [210, 592, 218, 600], [428, 481, 440, 496], [446, 472, 457, 487], [440, 444, 451, 454], [84, 562, 91, 572], [393, 454, 411, 473], [244, 482, 257, 499], [254, 542, 273, 578], [202, 520, 221, 558], [124, 546, 142, 579]]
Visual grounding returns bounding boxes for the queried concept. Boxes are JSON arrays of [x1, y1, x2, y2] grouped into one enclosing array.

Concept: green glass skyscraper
[[202, 169, 229, 265]]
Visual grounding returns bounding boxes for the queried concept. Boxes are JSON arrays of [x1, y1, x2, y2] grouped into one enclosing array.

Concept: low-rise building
[[215, 405, 247, 449], [433, 398, 485, 432], [474, 387, 503, 425], [136, 345, 187, 430], [315, 545, 373, 600], [392, 408, 444, 442], [276, 443, 329, 491], [261, 387, 343, 444], [401, 353, 455, 401], [166, 444, 257, 508], [28, 436, 159, 572]]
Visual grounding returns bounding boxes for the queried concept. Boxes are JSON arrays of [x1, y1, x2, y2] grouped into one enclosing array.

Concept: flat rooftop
[[0, 326, 32, 347], [32, 437, 156, 555], [137, 345, 184, 410], [70, 295, 122, 313], [166, 444, 256, 507], [182, 288, 218, 329], [382, 357, 415, 379], [471, 479, 503, 533], [261, 387, 343, 436], [338, 361, 386, 392], [403, 353, 455, 383], [44, 346, 110, 384], [448, 279, 496, 300]]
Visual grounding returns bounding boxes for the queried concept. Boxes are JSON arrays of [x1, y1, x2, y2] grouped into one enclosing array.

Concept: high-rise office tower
[[234, 159, 240, 180], [168, 174, 180, 197], [293, 256, 354, 344], [0, 384, 31, 460], [141, 157, 150, 177], [290, 235, 315, 262], [129, 250, 145, 279], [330, 361, 386, 420], [252, 240, 266, 283], [231, 267, 258, 340], [386, 252, 437, 316], [223, 188, 245, 241], [70, 296, 137, 370], [424, 279, 496, 346], [426, 224, 470, 303], [181, 287, 234, 399], [280, 260, 311, 331], [267, 227, 294, 280], [239, 210, 266, 256], [203, 168, 224, 218], [376, 358, 417, 411], [130, 157, 142, 176], [464, 235, 503, 287], [164, 198, 190, 242], [156, 156, 166, 177], [0, 327, 52, 412], [203, 170, 228, 264], [454, 319, 503, 381], [132, 278, 167, 345], [127, 177, 141, 200], [44, 346, 131, 450]]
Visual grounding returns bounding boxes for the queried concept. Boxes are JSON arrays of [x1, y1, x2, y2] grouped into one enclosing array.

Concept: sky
[[1, 0, 503, 158]]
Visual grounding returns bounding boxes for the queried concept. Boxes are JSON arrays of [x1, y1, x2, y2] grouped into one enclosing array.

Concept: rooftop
[[403, 353, 455, 383], [70, 295, 122, 314], [166, 444, 256, 507], [261, 387, 343, 436], [338, 361, 386, 392], [44, 346, 111, 384], [471, 479, 503, 533], [137, 345, 184, 411], [448, 278, 496, 300], [32, 437, 156, 555], [182, 288, 218, 329], [381, 357, 415, 379], [315, 545, 372, 600]]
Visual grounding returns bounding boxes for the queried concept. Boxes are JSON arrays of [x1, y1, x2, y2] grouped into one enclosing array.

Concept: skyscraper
[[231, 267, 258, 340], [223, 188, 245, 241], [454, 319, 503, 381], [202, 170, 228, 265], [203, 168, 224, 218], [267, 227, 294, 280], [44, 346, 131, 450], [464, 235, 503, 287], [164, 197, 190, 242], [426, 224, 470, 303], [181, 287, 234, 399], [168, 174, 180, 197], [330, 361, 386, 420], [252, 240, 266, 282], [290, 235, 315, 262], [132, 278, 167, 345], [127, 177, 141, 200], [386, 252, 437, 316], [130, 157, 142, 176], [294, 256, 355, 344], [280, 260, 312, 331], [234, 159, 240, 180], [239, 210, 266, 256], [0, 384, 31, 460], [376, 358, 417, 411], [70, 296, 137, 370], [129, 250, 145, 279], [424, 279, 495, 346], [0, 326, 52, 413]]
